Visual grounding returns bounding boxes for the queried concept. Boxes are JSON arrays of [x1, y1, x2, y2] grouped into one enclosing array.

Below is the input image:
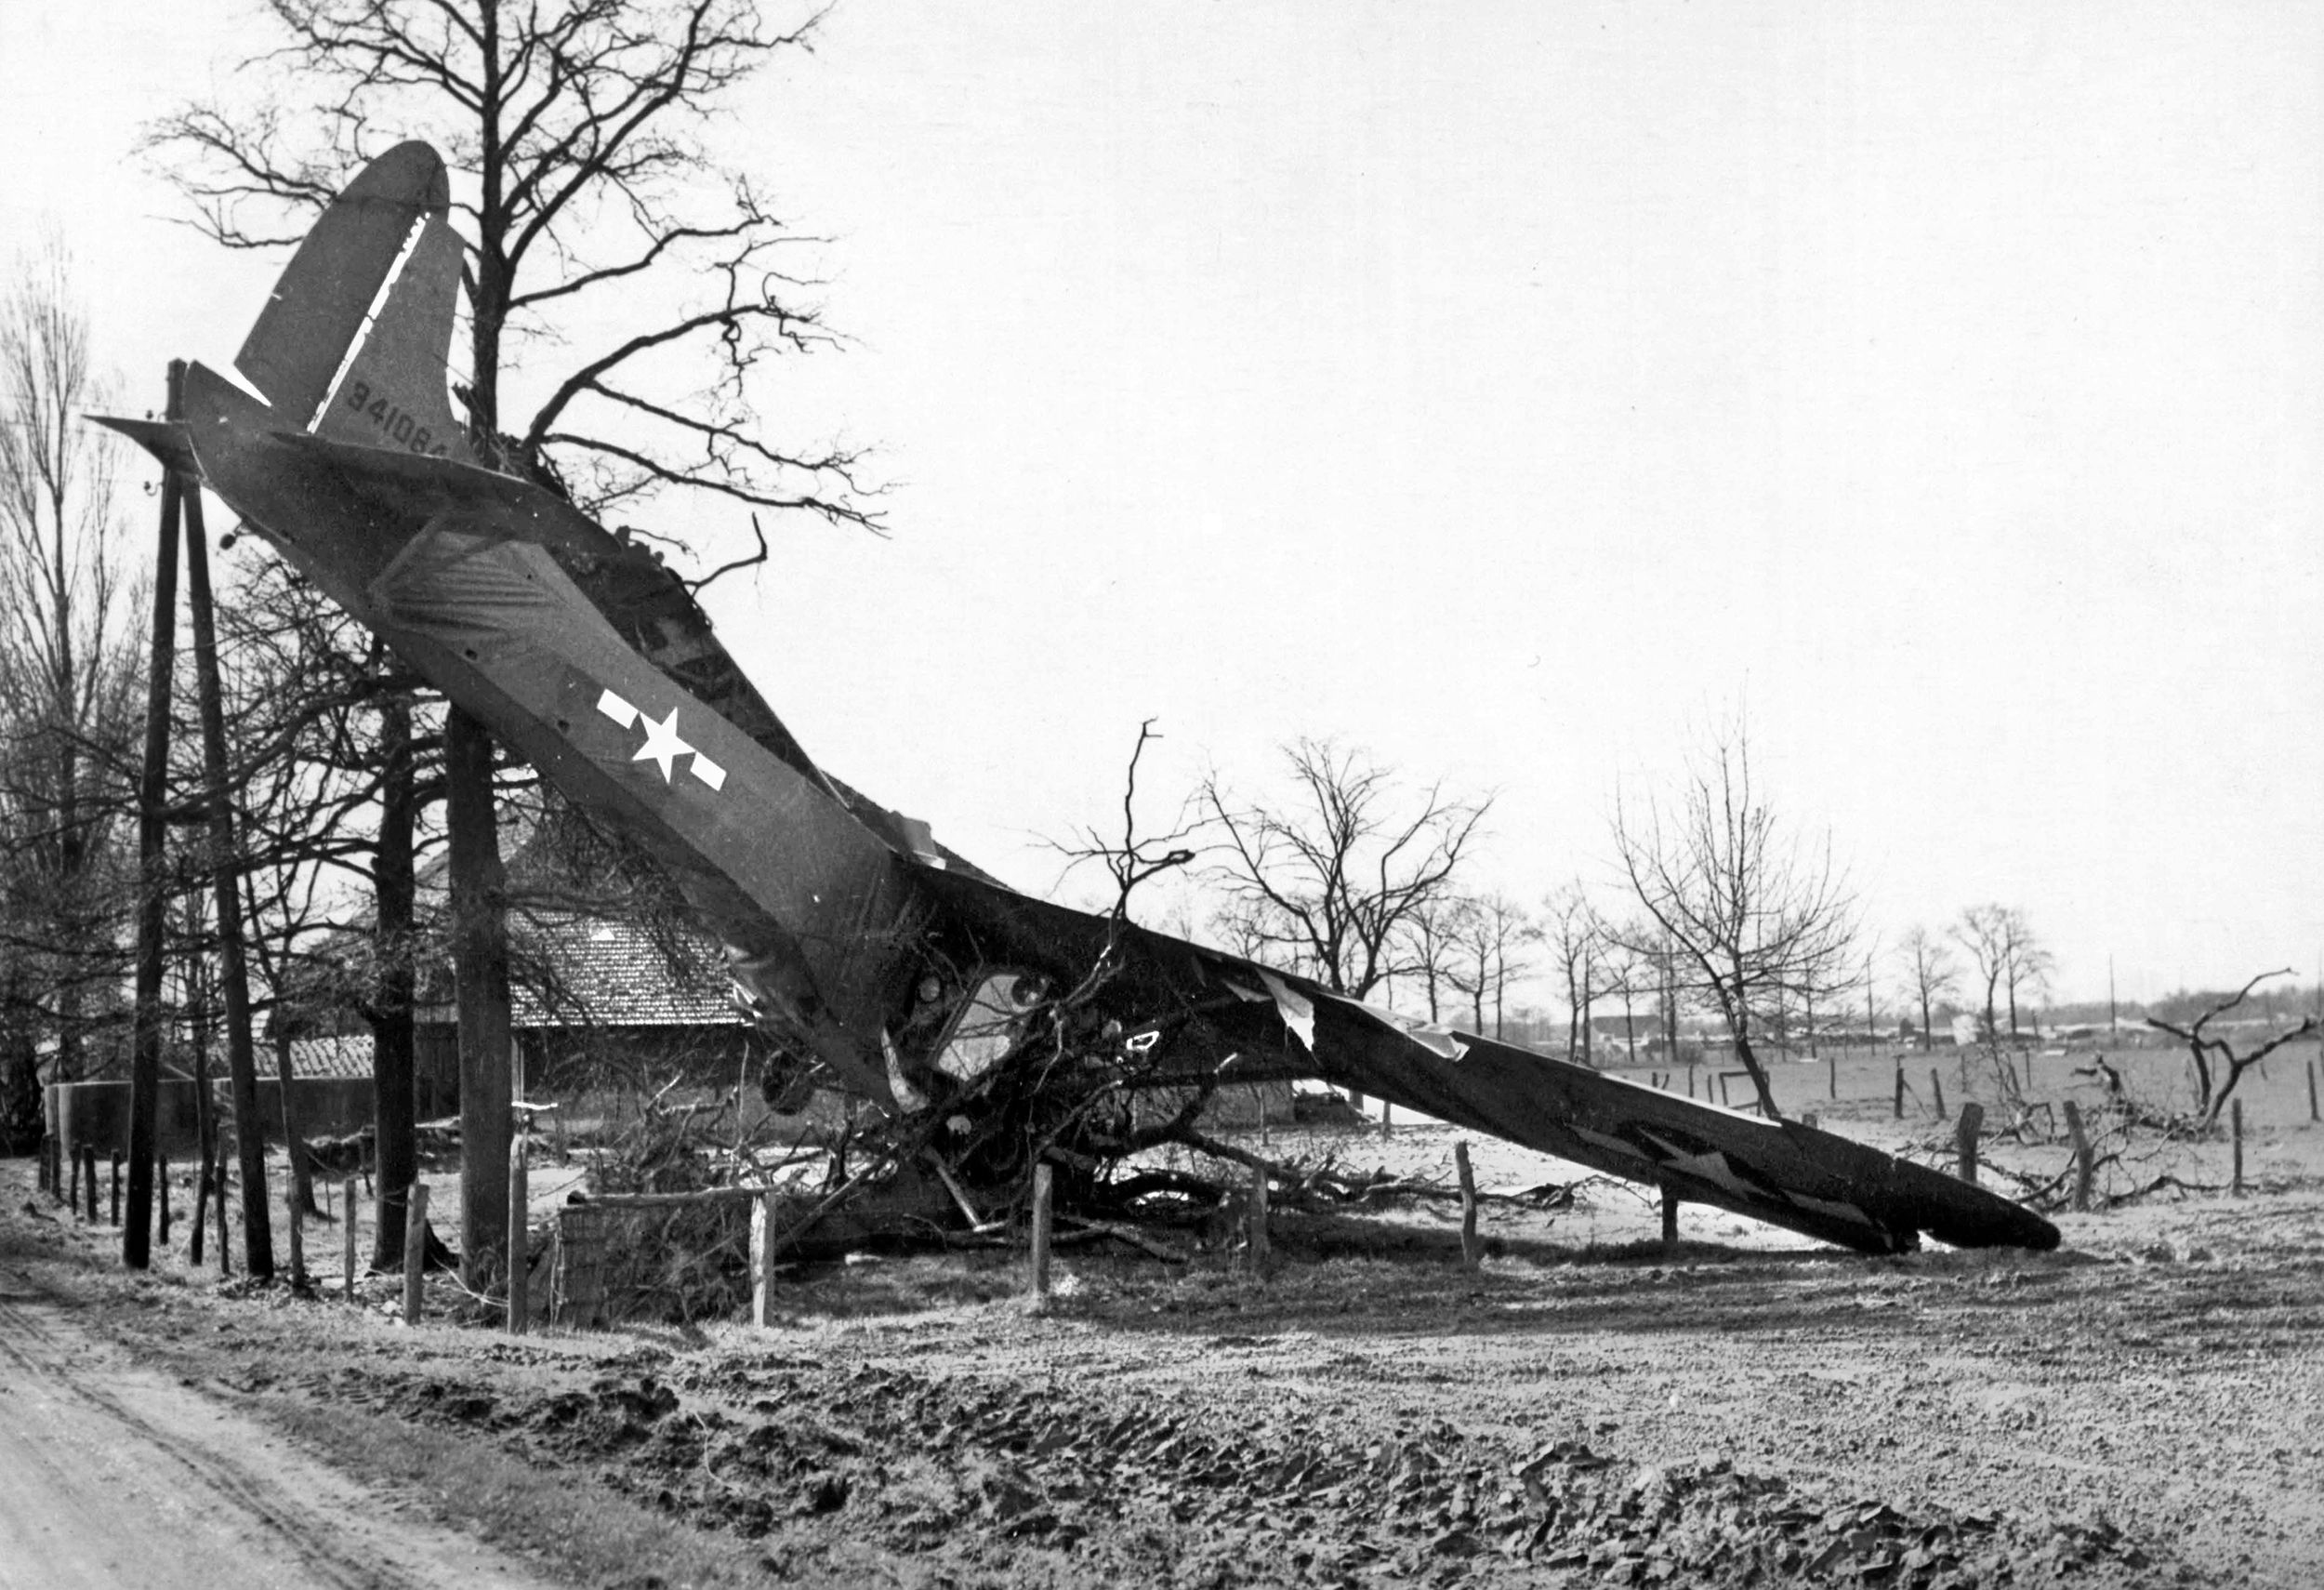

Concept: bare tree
[[1609, 722, 1860, 1120], [0, 242, 142, 1147], [1598, 926, 1659, 1067], [1896, 925, 1957, 1051], [149, 0, 877, 1287], [207, 557, 456, 1255], [1951, 904, 2029, 1044], [1538, 884, 1602, 1066], [2001, 914, 2052, 1040], [1199, 738, 1487, 1001], [1396, 893, 1465, 1025], [2148, 970, 2320, 1129], [1443, 892, 1534, 1040]]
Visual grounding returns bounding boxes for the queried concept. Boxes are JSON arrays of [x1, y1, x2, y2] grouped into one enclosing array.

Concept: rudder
[[232, 139, 469, 461]]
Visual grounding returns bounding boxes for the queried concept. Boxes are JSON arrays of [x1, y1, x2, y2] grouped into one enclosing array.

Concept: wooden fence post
[[110, 1150, 123, 1226], [1380, 1101, 1393, 1140], [506, 1133, 529, 1334], [1827, 1052, 1837, 1100], [1454, 1141, 1481, 1272], [1955, 1102, 1983, 1184], [1247, 1161, 1271, 1277], [1028, 1162, 1054, 1298], [1894, 1063, 1905, 1120], [2308, 1060, 2318, 1124], [157, 1155, 170, 1246], [2231, 1099, 2245, 1196], [214, 1157, 231, 1277], [2062, 1099, 2094, 1212], [83, 1146, 99, 1223], [752, 1191, 781, 1328], [190, 1166, 209, 1265], [342, 1177, 359, 1302], [403, 1182, 429, 1325], [214, 1159, 232, 1275], [284, 1183, 304, 1289], [1930, 1068, 1947, 1120], [1660, 1186, 1679, 1252]]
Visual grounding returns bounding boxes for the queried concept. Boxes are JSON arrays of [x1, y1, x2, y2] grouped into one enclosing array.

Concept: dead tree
[[2148, 970, 2320, 1131], [1609, 719, 1859, 1120], [1538, 885, 1603, 1066], [1198, 738, 1487, 1002], [1951, 904, 2043, 1104], [1396, 894, 1464, 1025], [0, 243, 142, 1147], [1444, 892, 1534, 1041], [1896, 924, 1957, 1051]]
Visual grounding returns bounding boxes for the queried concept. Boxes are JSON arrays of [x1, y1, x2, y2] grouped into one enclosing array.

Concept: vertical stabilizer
[[310, 212, 469, 459], [233, 140, 461, 454]]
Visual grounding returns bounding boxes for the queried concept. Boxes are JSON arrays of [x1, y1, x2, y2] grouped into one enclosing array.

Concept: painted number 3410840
[[341, 378, 453, 457]]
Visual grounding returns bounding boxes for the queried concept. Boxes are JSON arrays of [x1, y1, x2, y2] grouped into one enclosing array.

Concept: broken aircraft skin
[[103, 141, 2057, 1256]]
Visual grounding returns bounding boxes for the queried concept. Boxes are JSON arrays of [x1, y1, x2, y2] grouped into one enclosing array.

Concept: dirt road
[[0, 1275, 562, 1590]]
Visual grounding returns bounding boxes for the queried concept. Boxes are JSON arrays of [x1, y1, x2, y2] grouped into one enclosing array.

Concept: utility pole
[[123, 364, 184, 1270]]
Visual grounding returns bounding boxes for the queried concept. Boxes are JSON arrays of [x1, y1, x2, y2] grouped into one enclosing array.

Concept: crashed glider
[[104, 142, 2057, 1254]]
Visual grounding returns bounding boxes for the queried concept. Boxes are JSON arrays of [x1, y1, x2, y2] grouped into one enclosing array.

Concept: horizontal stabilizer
[[87, 415, 196, 475]]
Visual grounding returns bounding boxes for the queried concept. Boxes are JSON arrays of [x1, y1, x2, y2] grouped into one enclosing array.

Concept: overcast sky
[[3, 0, 2317, 1010]]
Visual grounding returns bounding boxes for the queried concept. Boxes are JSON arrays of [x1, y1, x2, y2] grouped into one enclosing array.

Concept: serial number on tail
[[342, 378, 454, 457]]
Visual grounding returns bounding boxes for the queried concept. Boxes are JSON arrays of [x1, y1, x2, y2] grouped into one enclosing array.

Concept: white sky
[[3, 0, 2318, 1010]]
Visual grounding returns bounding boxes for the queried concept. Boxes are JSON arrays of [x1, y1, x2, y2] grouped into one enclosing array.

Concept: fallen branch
[[564, 1186, 767, 1210], [2100, 1172, 2224, 1211], [1058, 1215, 1191, 1265]]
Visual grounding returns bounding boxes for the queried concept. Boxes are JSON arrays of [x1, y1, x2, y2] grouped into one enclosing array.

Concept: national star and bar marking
[[595, 687, 727, 790]]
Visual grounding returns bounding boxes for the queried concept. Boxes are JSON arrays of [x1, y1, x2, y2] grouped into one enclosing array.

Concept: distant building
[[411, 911, 768, 1111]]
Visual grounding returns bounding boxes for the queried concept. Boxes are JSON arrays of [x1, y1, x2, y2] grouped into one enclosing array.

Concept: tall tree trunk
[[1735, 1030, 1781, 1118], [370, 693, 417, 1271], [448, 706, 512, 1290], [0, 1031, 38, 1154]]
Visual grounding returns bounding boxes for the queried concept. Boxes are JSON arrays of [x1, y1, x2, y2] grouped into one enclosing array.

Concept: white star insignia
[[594, 688, 726, 791], [631, 705, 690, 781], [1635, 1130, 1760, 1201]]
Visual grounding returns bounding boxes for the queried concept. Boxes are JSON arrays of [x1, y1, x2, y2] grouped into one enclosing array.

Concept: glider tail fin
[[232, 139, 470, 461]]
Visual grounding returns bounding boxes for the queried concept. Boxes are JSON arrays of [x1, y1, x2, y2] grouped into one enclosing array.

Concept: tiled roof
[[288, 1035, 375, 1079], [409, 912, 745, 1030], [508, 912, 745, 1029]]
